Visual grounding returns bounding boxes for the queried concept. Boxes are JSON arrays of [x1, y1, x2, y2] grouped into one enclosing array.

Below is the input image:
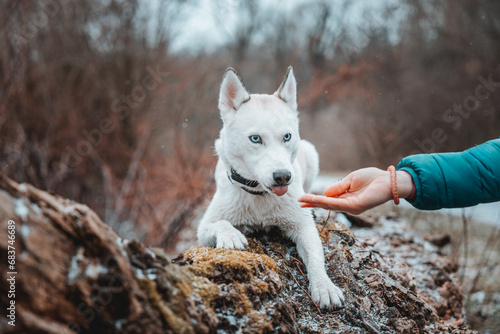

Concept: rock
[[424, 234, 452, 248], [0, 172, 478, 333], [342, 212, 379, 228], [0, 171, 217, 334]]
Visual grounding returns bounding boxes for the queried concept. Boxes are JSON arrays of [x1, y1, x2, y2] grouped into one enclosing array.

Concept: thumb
[[324, 176, 351, 197]]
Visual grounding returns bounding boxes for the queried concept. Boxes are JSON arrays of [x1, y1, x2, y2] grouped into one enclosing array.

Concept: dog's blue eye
[[249, 135, 262, 143], [283, 133, 291, 142]]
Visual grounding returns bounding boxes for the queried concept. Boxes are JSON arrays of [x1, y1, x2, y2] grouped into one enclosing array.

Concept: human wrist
[[396, 170, 414, 199]]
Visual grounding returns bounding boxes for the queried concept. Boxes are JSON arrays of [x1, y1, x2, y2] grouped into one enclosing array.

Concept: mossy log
[[0, 172, 476, 333]]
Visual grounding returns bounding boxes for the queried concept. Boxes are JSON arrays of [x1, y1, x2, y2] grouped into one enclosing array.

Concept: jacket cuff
[[396, 166, 421, 207], [396, 157, 443, 210]]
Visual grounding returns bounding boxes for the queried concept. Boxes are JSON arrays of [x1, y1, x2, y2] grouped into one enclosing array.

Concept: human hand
[[298, 167, 414, 215]]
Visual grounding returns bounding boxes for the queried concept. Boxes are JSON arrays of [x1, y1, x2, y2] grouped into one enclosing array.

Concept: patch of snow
[[423, 240, 437, 253], [20, 250, 29, 260], [335, 212, 353, 228], [145, 268, 157, 280], [85, 263, 109, 279], [62, 204, 81, 216], [67, 248, 85, 284], [145, 248, 156, 259], [116, 237, 130, 258], [31, 202, 42, 215], [469, 290, 485, 304], [67, 250, 111, 282], [423, 283, 443, 302], [226, 315, 237, 326], [18, 183, 28, 192], [20, 224, 30, 238], [14, 198, 29, 219], [115, 319, 125, 330], [135, 269, 145, 279]]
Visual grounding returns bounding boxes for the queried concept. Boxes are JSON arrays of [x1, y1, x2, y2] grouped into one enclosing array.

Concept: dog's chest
[[219, 191, 301, 228]]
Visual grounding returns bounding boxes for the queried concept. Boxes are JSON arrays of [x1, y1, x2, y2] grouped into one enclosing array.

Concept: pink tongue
[[271, 186, 288, 196]]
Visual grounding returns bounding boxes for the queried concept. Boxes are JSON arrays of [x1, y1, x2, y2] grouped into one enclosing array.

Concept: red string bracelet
[[387, 165, 400, 205]]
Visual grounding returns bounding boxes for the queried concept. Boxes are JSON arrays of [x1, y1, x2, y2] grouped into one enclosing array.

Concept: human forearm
[[397, 170, 415, 200], [397, 138, 500, 210]]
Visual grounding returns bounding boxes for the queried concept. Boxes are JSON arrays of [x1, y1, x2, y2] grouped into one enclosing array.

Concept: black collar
[[230, 168, 259, 187], [227, 167, 266, 196]]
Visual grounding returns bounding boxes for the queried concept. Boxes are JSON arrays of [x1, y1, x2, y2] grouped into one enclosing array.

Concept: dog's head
[[217, 66, 300, 196]]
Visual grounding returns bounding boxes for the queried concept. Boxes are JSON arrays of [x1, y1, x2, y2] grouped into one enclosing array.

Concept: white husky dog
[[197, 67, 344, 308]]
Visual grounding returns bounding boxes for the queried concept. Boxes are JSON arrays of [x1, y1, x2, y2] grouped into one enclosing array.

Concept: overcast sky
[[143, 0, 404, 53]]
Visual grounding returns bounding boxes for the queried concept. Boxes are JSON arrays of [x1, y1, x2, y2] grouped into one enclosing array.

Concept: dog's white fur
[[197, 67, 344, 308]]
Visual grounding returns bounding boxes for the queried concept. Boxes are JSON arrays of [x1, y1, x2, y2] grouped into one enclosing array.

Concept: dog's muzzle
[[270, 170, 291, 196], [273, 170, 291, 185]]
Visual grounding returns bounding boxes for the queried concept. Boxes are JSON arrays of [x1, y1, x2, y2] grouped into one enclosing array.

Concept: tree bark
[[0, 171, 476, 333]]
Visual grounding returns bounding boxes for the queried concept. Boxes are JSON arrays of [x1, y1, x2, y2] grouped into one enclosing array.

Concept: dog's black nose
[[273, 170, 291, 185]]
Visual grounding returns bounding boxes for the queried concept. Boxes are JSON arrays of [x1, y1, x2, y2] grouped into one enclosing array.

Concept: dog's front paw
[[216, 228, 248, 250], [310, 278, 345, 309]]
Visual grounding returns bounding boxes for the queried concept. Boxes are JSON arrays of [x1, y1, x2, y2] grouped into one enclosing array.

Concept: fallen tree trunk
[[0, 171, 476, 333]]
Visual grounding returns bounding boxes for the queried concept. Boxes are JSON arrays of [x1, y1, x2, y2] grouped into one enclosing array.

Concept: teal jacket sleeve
[[396, 138, 500, 210]]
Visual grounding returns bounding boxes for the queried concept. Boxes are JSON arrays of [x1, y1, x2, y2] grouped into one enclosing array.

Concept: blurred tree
[[0, 0, 215, 245], [211, 0, 268, 66], [300, 0, 351, 71]]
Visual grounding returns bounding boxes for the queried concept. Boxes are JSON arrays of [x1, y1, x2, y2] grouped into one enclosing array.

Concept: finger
[[310, 195, 347, 208], [324, 177, 351, 197], [299, 194, 334, 206], [300, 194, 337, 205], [303, 202, 339, 210], [298, 194, 327, 208], [301, 194, 352, 211], [298, 194, 319, 203]]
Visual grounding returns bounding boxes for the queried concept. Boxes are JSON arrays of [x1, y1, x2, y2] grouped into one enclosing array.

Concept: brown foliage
[[0, 0, 220, 246]]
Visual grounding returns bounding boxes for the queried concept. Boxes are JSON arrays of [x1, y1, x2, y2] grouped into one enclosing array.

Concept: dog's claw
[[216, 228, 248, 250], [310, 278, 344, 309]]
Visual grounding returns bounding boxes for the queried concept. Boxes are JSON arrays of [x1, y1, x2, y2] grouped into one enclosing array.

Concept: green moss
[[182, 246, 279, 280], [243, 310, 274, 333], [188, 275, 220, 308], [138, 278, 193, 333], [134, 247, 221, 333], [233, 282, 253, 315], [177, 245, 283, 331], [131, 237, 284, 333]]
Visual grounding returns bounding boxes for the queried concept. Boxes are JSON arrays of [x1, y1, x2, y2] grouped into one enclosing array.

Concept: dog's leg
[[287, 220, 344, 309], [197, 219, 248, 250], [297, 140, 319, 193]]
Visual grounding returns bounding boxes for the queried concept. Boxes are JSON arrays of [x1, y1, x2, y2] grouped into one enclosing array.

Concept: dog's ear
[[219, 68, 250, 117], [275, 66, 297, 111]]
